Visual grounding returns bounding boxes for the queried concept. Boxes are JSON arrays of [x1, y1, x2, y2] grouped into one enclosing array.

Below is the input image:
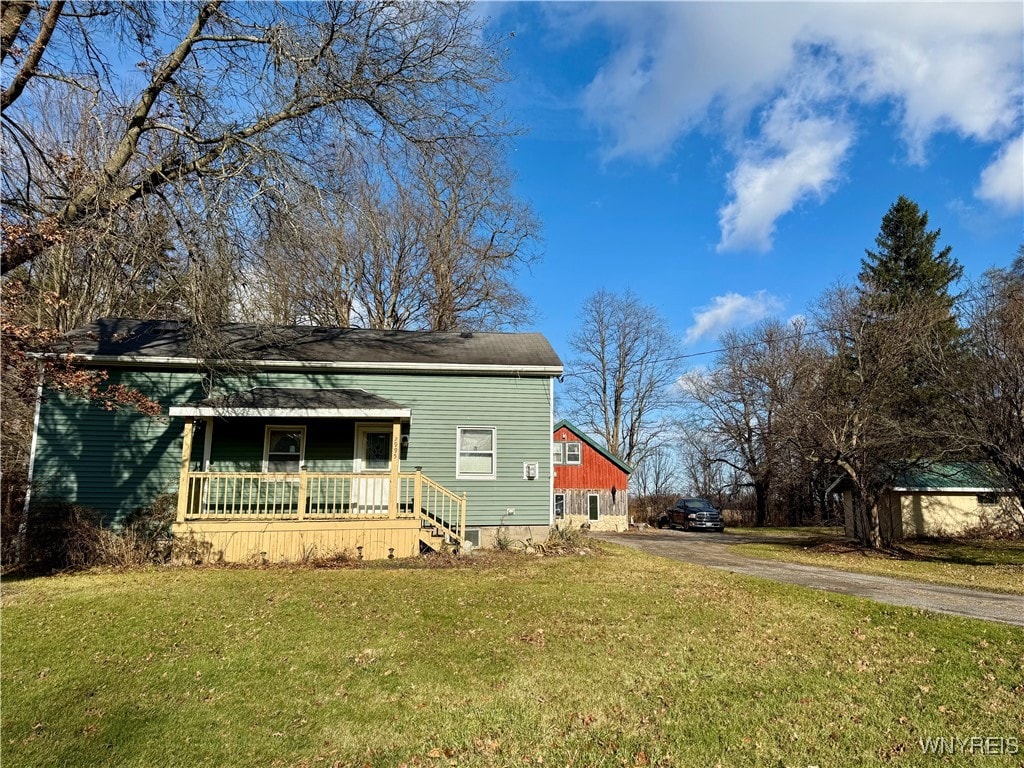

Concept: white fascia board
[[168, 406, 412, 419], [35, 353, 563, 377]]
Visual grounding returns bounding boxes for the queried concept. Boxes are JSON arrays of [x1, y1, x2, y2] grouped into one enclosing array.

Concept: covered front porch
[[168, 388, 466, 561]]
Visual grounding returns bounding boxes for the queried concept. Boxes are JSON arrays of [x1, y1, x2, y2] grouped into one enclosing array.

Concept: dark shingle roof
[[198, 388, 405, 411], [54, 318, 562, 372], [168, 388, 410, 417]]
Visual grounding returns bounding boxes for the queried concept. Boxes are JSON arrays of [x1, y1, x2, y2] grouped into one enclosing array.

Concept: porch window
[[457, 427, 496, 479], [588, 493, 600, 522], [264, 426, 305, 473], [554, 493, 565, 521]]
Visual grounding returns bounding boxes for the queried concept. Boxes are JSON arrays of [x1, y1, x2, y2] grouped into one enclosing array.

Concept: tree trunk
[[753, 478, 769, 527], [851, 488, 883, 548]]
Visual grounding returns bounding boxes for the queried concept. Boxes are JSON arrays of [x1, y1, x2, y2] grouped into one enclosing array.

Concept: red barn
[[552, 420, 632, 531]]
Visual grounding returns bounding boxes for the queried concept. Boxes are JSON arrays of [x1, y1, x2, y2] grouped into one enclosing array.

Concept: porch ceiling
[[168, 387, 411, 419]]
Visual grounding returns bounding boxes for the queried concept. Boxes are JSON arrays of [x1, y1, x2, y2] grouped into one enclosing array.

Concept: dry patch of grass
[[730, 528, 1024, 595], [3, 544, 1023, 767]]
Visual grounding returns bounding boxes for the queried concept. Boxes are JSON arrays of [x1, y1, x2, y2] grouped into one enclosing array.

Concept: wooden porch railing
[[176, 470, 467, 543]]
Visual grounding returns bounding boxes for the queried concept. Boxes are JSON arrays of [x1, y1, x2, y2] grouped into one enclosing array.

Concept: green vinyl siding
[[206, 419, 358, 473], [32, 369, 203, 521], [227, 371, 554, 527], [32, 368, 554, 527]]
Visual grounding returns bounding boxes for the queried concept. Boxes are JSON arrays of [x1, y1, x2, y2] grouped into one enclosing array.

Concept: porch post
[[296, 466, 307, 520], [176, 418, 195, 524], [413, 467, 423, 516], [388, 419, 401, 518]]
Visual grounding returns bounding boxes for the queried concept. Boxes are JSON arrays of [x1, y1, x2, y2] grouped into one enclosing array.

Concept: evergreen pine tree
[[859, 195, 963, 314], [857, 194, 964, 442]]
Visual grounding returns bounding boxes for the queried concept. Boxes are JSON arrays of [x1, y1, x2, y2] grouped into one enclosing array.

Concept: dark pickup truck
[[657, 498, 725, 532]]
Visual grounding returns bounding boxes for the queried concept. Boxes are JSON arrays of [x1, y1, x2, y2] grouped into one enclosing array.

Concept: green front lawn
[[3, 546, 1022, 767], [728, 528, 1024, 595]]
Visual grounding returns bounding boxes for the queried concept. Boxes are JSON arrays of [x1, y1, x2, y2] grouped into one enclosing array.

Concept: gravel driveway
[[592, 529, 1024, 627]]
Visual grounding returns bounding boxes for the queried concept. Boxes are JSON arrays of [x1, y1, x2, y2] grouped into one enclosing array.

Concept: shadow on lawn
[[746, 531, 1024, 568]]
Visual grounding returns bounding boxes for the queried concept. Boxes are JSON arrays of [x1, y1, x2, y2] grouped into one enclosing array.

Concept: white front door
[[353, 424, 392, 513]]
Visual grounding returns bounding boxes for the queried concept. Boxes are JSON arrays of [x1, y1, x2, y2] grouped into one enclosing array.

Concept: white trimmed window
[[588, 493, 600, 522], [554, 493, 565, 521], [264, 426, 306, 473], [457, 427, 496, 479], [552, 441, 582, 465], [565, 441, 582, 465]]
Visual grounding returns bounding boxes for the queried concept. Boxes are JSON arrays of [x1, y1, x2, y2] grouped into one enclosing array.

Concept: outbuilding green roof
[[890, 463, 1006, 491]]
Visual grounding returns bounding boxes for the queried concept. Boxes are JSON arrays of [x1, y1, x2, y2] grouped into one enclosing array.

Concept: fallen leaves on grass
[[517, 628, 546, 647]]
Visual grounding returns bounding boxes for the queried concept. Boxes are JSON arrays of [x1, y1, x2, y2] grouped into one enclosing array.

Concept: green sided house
[[28, 319, 563, 561]]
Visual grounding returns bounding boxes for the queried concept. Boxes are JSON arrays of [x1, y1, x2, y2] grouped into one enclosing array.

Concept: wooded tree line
[[2, 1, 535, 333], [563, 198, 1023, 548]]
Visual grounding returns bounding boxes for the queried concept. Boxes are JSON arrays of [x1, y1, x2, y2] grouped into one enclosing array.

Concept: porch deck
[[174, 470, 467, 562]]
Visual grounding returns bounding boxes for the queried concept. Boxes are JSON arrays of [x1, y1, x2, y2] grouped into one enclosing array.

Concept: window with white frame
[[588, 493, 600, 522], [264, 426, 305, 473], [554, 493, 565, 520], [565, 441, 582, 465], [457, 427, 496, 479], [552, 441, 582, 465]]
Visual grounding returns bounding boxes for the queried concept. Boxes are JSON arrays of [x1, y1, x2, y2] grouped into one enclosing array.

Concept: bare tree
[[805, 288, 956, 547], [414, 146, 538, 331], [2, 1, 511, 276], [683, 318, 816, 527], [564, 290, 679, 465], [246, 139, 538, 332], [675, 424, 732, 503], [929, 255, 1024, 526], [633, 444, 680, 499]]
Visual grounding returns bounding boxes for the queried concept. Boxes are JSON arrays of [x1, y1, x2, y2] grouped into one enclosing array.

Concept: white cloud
[[572, 3, 1023, 247], [684, 291, 784, 345], [787, 314, 807, 329], [580, 4, 805, 161], [827, 4, 1022, 162], [673, 366, 708, 397], [718, 96, 853, 251], [976, 133, 1024, 211]]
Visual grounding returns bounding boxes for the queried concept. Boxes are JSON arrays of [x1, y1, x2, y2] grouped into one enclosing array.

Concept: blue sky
[[479, 2, 1024, 365]]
